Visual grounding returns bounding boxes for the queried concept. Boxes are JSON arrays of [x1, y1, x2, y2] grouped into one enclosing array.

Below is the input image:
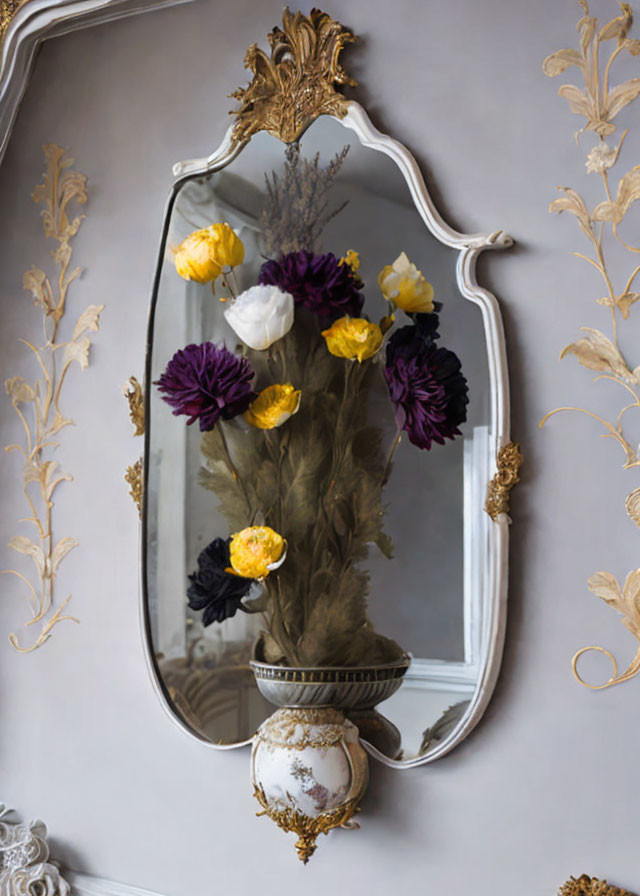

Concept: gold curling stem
[[572, 644, 640, 690]]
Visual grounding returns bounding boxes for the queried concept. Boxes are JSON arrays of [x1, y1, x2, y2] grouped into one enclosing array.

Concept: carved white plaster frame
[[142, 102, 514, 769], [0, 0, 193, 167]]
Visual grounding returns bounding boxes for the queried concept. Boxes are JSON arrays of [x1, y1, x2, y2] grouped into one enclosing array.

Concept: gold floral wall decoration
[[2, 144, 103, 653], [541, 1, 640, 688], [123, 375, 144, 518]]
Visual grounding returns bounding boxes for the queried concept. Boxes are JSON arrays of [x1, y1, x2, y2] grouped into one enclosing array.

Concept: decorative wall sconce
[[135, 6, 518, 861]]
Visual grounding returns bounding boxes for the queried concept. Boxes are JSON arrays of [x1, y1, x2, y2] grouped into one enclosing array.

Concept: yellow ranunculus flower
[[340, 249, 360, 273], [212, 222, 245, 269], [228, 526, 287, 580], [174, 223, 244, 284], [244, 383, 301, 430], [322, 316, 383, 362], [377, 251, 434, 313]]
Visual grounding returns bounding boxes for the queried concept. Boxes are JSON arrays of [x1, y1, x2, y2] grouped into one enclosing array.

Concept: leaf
[[549, 187, 592, 239], [8, 535, 45, 579], [598, 6, 632, 41], [622, 37, 640, 55], [62, 335, 91, 370], [51, 537, 79, 574], [72, 304, 104, 341], [22, 267, 54, 313], [560, 327, 636, 381], [24, 460, 72, 499], [605, 79, 640, 121], [542, 48, 584, 76], [617, 292, 640, 318], [614, 165, 640, 219], [4, 376, 35, 405], [592, 199, 618, 222], [557, 84, 593, 118], [625, 487, 640, 530], [578, 13, 597, 55]]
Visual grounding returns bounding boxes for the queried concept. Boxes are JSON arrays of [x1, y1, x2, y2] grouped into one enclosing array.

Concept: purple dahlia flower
[[155, 342, 255, 432], [258, 250, 364, 320], [384, 325, 469, 450], [187, 538, 253, 625]]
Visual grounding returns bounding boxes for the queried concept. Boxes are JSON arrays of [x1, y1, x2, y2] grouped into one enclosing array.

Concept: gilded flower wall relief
[[2, 144, 103, 652], [542, 1, 640, 688]]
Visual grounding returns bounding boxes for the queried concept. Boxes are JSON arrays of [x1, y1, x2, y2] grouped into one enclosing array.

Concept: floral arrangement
[[156, 146, 468, 668]]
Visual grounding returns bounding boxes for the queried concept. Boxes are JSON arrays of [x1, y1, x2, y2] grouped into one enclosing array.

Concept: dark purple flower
[[384, 325, 469, 450], [187, 538, 253, 625], [258, 251, 364, 320], [155, 342, 256, 432]]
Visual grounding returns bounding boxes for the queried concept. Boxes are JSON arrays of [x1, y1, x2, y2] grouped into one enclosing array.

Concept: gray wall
[[1, 0, 640, 892]]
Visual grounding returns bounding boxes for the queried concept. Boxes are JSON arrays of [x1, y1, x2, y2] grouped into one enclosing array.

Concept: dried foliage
[[2, 145, 102, 652], [261, 143, 350, 257], [200, 312, 404, 667], [542, 2, 640, 688]]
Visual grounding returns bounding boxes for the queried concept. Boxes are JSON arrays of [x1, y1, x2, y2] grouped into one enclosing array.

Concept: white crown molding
[[0, 0, 193, 167]]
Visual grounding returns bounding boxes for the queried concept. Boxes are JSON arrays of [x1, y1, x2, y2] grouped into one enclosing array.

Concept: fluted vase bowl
[[250, 656, 411, 710]]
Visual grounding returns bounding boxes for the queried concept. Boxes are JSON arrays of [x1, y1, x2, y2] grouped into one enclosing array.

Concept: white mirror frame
[[141, 101, 514, 769], [0, 0, 190, 166]]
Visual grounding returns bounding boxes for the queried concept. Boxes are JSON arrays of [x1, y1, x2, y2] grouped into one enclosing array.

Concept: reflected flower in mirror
[[156, 145, 469, 670]]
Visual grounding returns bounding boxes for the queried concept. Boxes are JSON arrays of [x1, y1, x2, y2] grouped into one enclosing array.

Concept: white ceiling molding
[[0, 0, 193, 166]]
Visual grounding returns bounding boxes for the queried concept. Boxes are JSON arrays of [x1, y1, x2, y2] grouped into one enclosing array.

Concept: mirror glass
[[144, 114, 493, 761]]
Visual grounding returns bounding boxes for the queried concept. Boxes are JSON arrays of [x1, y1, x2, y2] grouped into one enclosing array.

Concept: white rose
[[223, 284, 294, 351]]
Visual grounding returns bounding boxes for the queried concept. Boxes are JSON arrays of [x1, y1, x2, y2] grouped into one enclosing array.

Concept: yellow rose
[[340, 249, 360, 273], [322, 316, 383, 362], [244, 383, 301, 430], [228, 526, 287, 580], [377, 251, 434, 313], [174, 223, 244, 284]]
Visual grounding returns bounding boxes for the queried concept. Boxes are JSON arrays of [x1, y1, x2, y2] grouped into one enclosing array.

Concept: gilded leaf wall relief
[[124, 375, 144, 518], [2, 144, 103, 652], [541, 1, 640, 688]]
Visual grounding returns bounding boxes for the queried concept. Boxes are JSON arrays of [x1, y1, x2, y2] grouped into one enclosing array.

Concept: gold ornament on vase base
[[542, 0, 640, 689], [2, 144, 103, 652]]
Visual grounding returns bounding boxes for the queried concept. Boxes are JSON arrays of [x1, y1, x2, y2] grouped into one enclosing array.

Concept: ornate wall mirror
[[140, 8, 520, 859]]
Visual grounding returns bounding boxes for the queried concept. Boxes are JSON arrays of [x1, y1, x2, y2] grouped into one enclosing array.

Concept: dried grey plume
[[261, 142, 350, 257]]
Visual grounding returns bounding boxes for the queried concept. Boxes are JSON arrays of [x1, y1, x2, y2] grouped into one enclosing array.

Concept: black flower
[[187, 538, 253, 625], [384, 324, 469, 450]]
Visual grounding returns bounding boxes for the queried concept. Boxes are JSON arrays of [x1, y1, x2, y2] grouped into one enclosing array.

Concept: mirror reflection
[[145, 115, 491, 760]]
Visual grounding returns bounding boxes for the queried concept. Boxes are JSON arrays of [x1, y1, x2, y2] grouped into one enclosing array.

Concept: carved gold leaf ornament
[[0, 0, 22, 39], [123, 376, 144, 518], [230, 7, 356, 145], [559, 876, 637, 896], [2, 145, 101, 652], [484, 442, 523, 521], [543, 2, 640, 688]]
